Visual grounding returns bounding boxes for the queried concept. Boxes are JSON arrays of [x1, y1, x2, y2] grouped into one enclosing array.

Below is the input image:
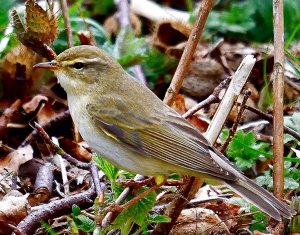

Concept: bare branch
[[163, 0, 213, 106], [59, 0, 73, 48]]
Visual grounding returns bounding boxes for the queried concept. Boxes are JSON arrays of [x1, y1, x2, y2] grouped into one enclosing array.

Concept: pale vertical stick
[[205, 55, 256, 143]]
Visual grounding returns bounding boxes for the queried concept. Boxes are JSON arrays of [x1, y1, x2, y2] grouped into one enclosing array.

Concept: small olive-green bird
[[34, 45, 295, 220]]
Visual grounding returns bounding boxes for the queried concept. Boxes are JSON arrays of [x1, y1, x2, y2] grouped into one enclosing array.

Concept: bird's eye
[[73, 62, 85, 70]]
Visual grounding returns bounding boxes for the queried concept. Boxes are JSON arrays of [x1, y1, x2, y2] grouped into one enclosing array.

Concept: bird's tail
[[225, 177, 296, 221]]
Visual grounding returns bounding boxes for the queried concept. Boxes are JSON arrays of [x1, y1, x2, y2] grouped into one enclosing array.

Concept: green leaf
[[93, 154, 119, 182], [206, 1, 255, 36], [111, 188, 157, 232], [256, 174, 274, 189], [148, 214, 171, 223], [53, 17, 109, 53], [285, 157, 300, 164], [256, 169, 300, 190], [142, 48, 177, 85], [90, 0, 114, 16], [74, 214, 96, 232], [72, 204, 81, 216], [284, 112, 300, 144], [230, 197, 256, 213], [230, 197, 267, 231], [285, 112, 300, 131], [290, 197, 300, 233], [114, 27, 148, 67], [71, 204, 96, 232], [284, 178, 299, 190], [250, 212, 267, 232], [226, 130, 272, 170], [205, 0, 300, 42], [40, 220, 58, 235]]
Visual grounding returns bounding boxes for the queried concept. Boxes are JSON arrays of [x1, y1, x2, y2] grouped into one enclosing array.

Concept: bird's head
[[34, 45, 122, 95]]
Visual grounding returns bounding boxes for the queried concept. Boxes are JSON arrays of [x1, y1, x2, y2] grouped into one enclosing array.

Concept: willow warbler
[[34, 45, 295, 220]]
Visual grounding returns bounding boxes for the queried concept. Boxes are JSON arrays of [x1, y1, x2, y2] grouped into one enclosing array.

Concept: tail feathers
[[225, 177, 296, 220]]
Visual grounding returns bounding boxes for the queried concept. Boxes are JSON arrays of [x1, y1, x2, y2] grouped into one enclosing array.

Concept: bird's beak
[[33, 61, 59, 70]]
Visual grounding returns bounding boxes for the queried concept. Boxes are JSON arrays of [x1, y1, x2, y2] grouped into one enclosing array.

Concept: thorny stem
[[221, 89, 251, 152], [101, 174, 144, 229]]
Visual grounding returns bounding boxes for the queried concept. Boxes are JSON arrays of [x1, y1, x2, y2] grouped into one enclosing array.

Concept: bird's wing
[[86, 96, 238, 181]]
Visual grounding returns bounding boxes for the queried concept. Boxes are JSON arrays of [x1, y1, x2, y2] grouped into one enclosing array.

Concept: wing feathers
[[87, 101, 237, 180]]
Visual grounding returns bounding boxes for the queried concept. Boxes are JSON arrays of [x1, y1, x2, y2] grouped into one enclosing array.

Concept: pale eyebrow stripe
[[62, 58, 106, 66]]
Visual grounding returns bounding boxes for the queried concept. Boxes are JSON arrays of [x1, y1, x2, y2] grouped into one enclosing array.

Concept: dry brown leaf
[[103, 13, 142, 37], [152, 20, 191, 57], [0, 100, 22, 139], [25, 0, 58, 45], [181, 59, 224, 99], [1, 45, 47, 99], [11, 0, 58, 46], [0, 145, 33, 172], [22, 95, 48, 114], [59, 138, 92, 162], [10, 0, 58, 59], [0, 193, 29, 234], [173, 95, 209, 132]]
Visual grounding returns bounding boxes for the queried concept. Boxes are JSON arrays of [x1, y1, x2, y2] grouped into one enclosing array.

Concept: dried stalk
[[163, 0, 213, 106], [59, 0, 73, 47], [272, 0, 285, 199]]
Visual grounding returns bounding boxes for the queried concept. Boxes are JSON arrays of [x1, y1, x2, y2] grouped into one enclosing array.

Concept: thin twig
[[272, 0, 285, 199], [152, 177, 203, 235], [12, 184, 96, 235], [101, 174, 144, 229], [221, 89, 251, 152], [106, 183, 162, 214], [242, 105, 300, 142], [90, 164, 105, 197], [59, 0, 73, 48], [34, 122, 90, 169], [21, 110, 71, 147], [163, 0, 213, 106], [116, 0, 131, 27], [182, 78, 230, 119]]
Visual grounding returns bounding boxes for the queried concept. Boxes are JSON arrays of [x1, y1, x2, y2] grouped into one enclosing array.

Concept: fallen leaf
[[0, 145, 34, 172]]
